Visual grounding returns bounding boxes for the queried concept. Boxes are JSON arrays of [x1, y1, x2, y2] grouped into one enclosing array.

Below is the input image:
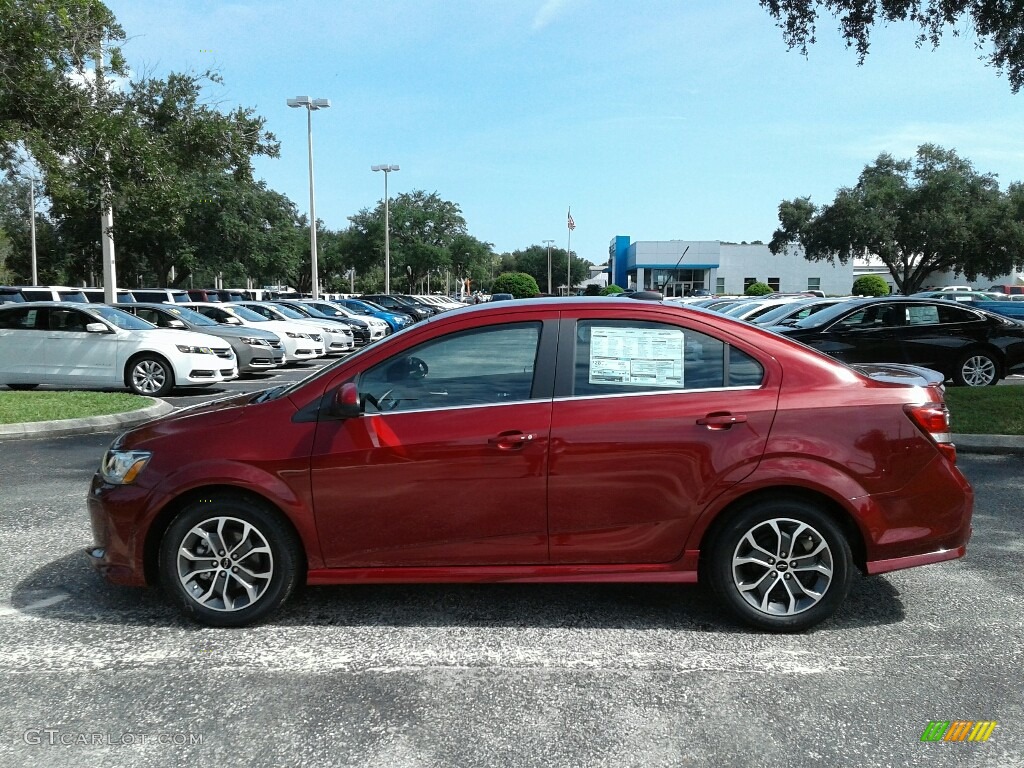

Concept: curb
[[0, 399, 174, 441], [952, 434, 1024, 456]]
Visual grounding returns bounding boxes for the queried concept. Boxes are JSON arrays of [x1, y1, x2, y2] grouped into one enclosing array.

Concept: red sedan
[[86, 297, 972, 631]]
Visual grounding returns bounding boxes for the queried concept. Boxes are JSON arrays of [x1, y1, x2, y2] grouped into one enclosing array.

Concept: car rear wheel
[[158, 494, 302, 627], [127, 354, 174, 397], [953, 350, 999, 387], [707, 499, 853, 632]]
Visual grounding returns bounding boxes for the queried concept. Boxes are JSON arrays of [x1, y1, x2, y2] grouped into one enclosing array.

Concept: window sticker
[[589, 326, 684, 387]]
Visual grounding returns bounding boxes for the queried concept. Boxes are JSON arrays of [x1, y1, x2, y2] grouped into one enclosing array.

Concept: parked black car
[[360, 294, 432, 322], [769, 297, 1024, 386]]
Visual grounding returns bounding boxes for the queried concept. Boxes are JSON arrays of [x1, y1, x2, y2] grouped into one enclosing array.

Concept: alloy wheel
[[176, 516, 274, 612], [731, 517, 834, 617]]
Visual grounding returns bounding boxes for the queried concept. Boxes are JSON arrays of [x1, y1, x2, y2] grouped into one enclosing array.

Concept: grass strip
[[0, 391, 151, 425]]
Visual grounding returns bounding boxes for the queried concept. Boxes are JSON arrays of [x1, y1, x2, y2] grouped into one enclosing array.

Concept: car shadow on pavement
[[12, 551, 906, 633]]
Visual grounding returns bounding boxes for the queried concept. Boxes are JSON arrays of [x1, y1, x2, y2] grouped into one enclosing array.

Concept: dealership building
[[606, 236, 856, 297], [603, 235, 1024, 296]]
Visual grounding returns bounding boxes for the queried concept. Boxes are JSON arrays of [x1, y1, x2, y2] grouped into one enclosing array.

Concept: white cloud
[[533, 0, 578, 30]]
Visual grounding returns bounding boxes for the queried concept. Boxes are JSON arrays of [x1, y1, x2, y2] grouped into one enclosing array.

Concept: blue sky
[[105, 0, 1024, 265]]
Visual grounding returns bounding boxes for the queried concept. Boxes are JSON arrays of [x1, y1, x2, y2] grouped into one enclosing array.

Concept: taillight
[[905, 402, 957, 463]]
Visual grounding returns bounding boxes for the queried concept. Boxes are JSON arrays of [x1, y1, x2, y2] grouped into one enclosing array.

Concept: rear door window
[[571, 319, 763, 396]]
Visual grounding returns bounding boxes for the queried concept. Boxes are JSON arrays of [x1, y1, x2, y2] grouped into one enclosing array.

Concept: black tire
[[707, 498, 853, 632], [158, 493, 303, 627], [6, 384, 38, 391], [126, 354, 175, 397], [952, 349, 1000, 387]]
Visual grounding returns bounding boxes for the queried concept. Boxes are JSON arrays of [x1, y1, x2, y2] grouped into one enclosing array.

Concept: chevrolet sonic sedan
[[86, 297, 973, 631]]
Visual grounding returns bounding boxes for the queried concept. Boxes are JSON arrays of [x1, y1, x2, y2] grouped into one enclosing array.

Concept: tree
[[492, 272, 540, 298], [0, 1, 127, 170], [769, 144, 1024, 295], [853, 274, 890, 296], [46, 70, 283, 287], [600, 284, 624, 295], [759, 0, 1024, 92], [344, 191, 493, 293], [499, 244, 590, 293], [746, 281, 772, 296]]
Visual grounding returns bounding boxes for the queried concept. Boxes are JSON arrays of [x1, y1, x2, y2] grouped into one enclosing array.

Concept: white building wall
[[717, 244, 854, 296]]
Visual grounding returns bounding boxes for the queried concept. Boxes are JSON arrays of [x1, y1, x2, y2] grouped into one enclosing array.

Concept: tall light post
[[371, 164, 399, 294], [287, 96, 331, 299], [542, 239, 555, 295], [28, 176, 38, 286]]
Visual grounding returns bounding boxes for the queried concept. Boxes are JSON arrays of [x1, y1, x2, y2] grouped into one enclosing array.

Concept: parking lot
[[0, 385, 1022, 765]]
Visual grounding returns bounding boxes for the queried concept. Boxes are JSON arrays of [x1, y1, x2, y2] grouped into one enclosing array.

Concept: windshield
[[342, 302, 374, 316], [789, 299, 873, 328], [228, 305, 271, 322], [162, 305, 218, 326], [91, 304, 157, 330], [266, 303, 305, 319]]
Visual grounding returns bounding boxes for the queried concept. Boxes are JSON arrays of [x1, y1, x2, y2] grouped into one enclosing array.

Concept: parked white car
[[0, 302, 237, 396], [230, 301, 356, 354], [184, 302, 325, 363]]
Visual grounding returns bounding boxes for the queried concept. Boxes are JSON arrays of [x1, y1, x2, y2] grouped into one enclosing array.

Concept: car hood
[[851, 363, 946, 387], [117, 391, 255, 447]]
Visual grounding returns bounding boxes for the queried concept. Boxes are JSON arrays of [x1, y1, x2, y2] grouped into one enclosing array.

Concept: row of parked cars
[[663, 290, 1024, 386], [0, 286, 470, 397]]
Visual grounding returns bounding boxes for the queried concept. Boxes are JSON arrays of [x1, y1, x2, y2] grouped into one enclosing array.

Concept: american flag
[[567, 211, 575, 231]]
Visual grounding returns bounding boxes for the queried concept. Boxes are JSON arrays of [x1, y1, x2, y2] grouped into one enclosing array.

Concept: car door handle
[[696, 413, 747, 429], [488, 431, 535, 449]]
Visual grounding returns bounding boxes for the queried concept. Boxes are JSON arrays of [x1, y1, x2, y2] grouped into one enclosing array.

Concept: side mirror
[[330, 382, 362, 419], [224, 317, 242, 325], [85, 322, 110, 334], [168, 320, 186, 329]]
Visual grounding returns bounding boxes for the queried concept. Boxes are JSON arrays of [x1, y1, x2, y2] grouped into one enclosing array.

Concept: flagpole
[[566, 207, 572, 297]]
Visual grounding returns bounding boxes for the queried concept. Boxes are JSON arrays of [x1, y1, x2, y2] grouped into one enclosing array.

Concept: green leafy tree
[[344, 191, 493, 293], [600, 284, 624, 295], [0, 1, 126, 171], [0, 227, 12, 282], [47, 70, 283, 287], [492, 272, 540, 299], [852, 274, 890, 296], [769, 144, 1024, 295], [760, 0, 1024, 92], [745, 281, 772, 296], [0, 175, 60, 283], [499, 244, 590, 293]]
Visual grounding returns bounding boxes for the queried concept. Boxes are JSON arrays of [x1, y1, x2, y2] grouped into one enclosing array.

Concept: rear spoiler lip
[[853, 362, 946, 388]]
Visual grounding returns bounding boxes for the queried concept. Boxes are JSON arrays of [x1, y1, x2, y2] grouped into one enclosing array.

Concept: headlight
[[100, 449, 152, 485], [285, 331, 310, 339], [238, 336, 266, 345], [176, 344, 213, 354]]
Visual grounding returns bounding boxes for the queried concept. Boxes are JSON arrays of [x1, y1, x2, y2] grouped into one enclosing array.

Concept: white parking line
[[0, 592, 70, 618]]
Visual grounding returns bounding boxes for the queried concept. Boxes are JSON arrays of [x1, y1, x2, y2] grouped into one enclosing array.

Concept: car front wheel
[[158, 494, 302, 627], [953, 350, 999, 386], [707, 499, 853, 632], [127, 354, 174, 397]]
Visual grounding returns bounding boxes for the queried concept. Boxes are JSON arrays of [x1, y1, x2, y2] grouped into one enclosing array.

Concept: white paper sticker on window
[[589, 327, 684, 387]]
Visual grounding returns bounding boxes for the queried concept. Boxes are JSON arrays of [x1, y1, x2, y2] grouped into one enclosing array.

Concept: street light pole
[[28, 177, 38, 286], [371, 164, 399, 293], [542, 239, 554, 295], [288, 96, 331, 299]]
